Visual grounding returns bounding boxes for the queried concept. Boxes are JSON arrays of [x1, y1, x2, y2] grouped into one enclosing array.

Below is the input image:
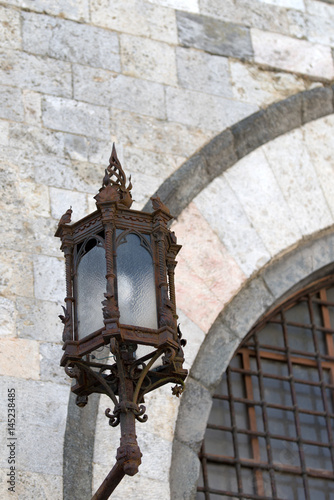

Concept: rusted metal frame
[[230, 364, 334, 389], [197, 484, 283, 500], [253, 332, 277, 498], [307, 294, 334, 471], [202, 453, 334, 478], [241, 350, 265, 496], [132, 348, 164, 404], [319, 288, 334, 419], [281, 310, 310, 500], [198, 442, 210, 500], [213, 392, 334, 418], [74, 361, 118, 406], [226, 366, 243, 494], [207, 423, 332, 449]]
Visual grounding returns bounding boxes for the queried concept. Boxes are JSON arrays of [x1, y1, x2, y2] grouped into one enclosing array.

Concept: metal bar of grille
[[199, 441, 210, 500], [226, 366, 243, 494], [197, 485, 286, 500]]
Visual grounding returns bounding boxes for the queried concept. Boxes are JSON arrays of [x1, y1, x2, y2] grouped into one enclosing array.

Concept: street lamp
[[55, 144, 187, 499]]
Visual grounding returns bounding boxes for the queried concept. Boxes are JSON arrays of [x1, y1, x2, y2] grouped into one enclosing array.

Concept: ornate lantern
[[55, 145, 187, 499]]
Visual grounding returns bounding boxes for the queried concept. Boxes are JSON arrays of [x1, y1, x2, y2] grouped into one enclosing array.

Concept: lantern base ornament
[[55, 144, 188, 499]]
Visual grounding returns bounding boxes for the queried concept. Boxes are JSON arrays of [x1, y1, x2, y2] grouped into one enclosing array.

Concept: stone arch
[[63, 86, 334, 499], [170, 229, 334, 500]]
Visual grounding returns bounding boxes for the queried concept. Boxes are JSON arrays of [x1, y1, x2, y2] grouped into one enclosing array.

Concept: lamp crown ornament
[[55, 143, 187, 500]]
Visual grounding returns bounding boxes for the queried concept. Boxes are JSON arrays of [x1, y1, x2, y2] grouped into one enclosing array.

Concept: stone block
[[120, 34, 177, 85], [0, 250, 34, 299], [232, 93, 303, 159], [221, 276, 275, 337], [200, 0, 291, 35], [166, 86, 258, 131], [111, 108, 213, 157], [0, 6, 21, 50], [257, 0, 305, 9], [16, 471, 63, 500], [176, 11, 253, 59], [0, 121, 8, 146], [129, 171, 165, 210], [50, 187, 88, 222], [23, 90, 42, 125], [174, 376, 213, 449], [33, 254, 65, 303], [0, 50, 72, 98], [0, 297, 16, 337], [22, 12, 120, 71], [124, 146, 182, 178], [0, 338, 39, 379], [225, 148, 302, 256], [262, 128, 333, 236], [40, 343, 69, 384], [73, 65, 165, 119], [64, 133, 88, 162], [16, 297, 63, 342], [34, 155, 101, 194], [303, 115, 334, 217], [302, 86, 333, 123], [311, 231, 334, 274], [9, 124, 65, 157], [3, 0, 89, 21], [194, 175, 270, 276], [252, 28, 334, 80], [91, 0, 177, 44], [176, 46, 232, 97], [175, 309, 205, 370], [190, 321, 239, 389], [42, 96, 110, 138], [287, 8, 307, 39], [148, 0, 199, 12], [0, 85, 24, 121], [230, 60, 306, 107], [18, 181, 50, 218], [170, 439, 200, 500]]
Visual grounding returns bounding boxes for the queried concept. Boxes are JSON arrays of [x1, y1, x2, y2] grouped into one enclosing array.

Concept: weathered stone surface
[[16, 471, 63, 500], [40, 342, 69, 384], [262, 243, 314, 299], [176, 11, 253, 59], [221, 276, 275, 337], [0, 50, 72, 98], [174, 377, 212, 449], [200, 0, 291, 34], [0, 5, 21, 50], [194, 175, 270, 276], [23, 90, 42, 125], [3, 0, 89, 21], [149, 0, 199, 11], [73, 65, 165, 119], [172, 203, 245, 302], [18, 181, 50, 218], [22, 12, 120, 71], [91, 0, 177, 44], [176, 309, 205, 370], [176, 47, 232, 97], [16, 297, 63, 341], [0, 338, 39, 379], [303, 115, 334, 217], [170, 440, 200, 500], [230, 60, 306, 107], [166, 86, 258, 131], [0, 121, 8, 146], [50, 187, 88, 221], [9, 124, 65, 157], [33, 254, 65, 303], [190, 320, 239, 389], [0, 85, 24, 122], [262, 128, 333, 236], [0, 297, 16, 337], [301, 86, 333, 123], [258, 0, 305, 9], [0, 250, 34, 299], [225, 148, 302, 256], [111, 108, 213, 157], [42, 97, 110, 138], [124, 146, 182, 178], [252, 28, 334, 80], [232, 93, 303, 159], [64, 133, 88, 162], [121, 34, 177, 85]]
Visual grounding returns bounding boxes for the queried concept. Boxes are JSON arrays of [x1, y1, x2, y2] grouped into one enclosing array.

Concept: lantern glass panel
[[117, 232, 158, 329], [77, 243, 106, 340]]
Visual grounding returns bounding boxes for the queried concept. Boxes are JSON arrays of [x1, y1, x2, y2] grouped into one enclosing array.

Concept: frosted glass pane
[[117, 233, 157, 329], [77, 245, 106, 339]]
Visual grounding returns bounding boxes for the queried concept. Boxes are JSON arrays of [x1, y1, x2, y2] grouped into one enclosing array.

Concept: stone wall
[[0, 0, 334, 499]]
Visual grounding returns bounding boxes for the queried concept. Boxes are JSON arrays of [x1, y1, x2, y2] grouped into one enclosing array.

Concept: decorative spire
[[95, 143, 133, 208]]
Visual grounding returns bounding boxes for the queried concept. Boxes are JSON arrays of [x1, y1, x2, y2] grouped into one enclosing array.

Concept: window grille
[[197, 276, 334, 500]]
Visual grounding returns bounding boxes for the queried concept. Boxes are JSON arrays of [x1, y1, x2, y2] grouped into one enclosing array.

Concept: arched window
[[197, 276, 334, 499]]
